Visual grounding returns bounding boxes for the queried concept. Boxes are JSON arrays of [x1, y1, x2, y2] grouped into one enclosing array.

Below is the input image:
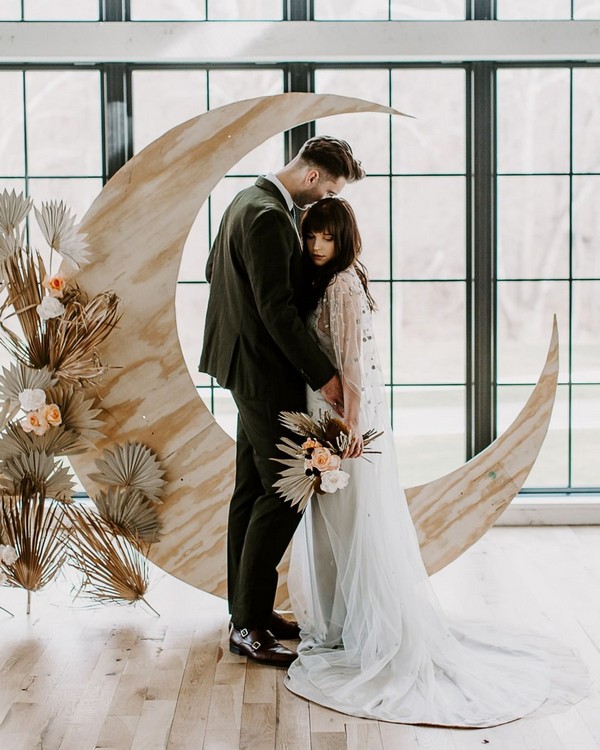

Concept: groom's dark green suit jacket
[[199, 177, 335, 401]]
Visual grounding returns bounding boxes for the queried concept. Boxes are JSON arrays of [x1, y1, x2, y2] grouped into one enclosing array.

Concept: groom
[[200, 136, 365, 667]]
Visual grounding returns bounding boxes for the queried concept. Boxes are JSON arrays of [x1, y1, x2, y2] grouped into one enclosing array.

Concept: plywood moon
[[68, 94, 557, 601]]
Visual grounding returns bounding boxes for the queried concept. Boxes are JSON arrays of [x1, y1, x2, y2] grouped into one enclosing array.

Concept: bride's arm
[[324, 273, 364, 458]]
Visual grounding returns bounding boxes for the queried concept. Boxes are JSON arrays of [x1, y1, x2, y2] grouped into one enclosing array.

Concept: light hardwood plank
[[0, 528, 598, 750], [275, 670, 311, 750], [345, 721, 383, 749], [240, 702, 277, 750]]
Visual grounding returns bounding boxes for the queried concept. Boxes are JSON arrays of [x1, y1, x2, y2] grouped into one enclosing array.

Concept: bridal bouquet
[[273, 411, 382, 512]]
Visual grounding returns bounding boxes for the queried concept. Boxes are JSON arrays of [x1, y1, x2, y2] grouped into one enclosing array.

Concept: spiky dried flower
[[0, 190, 32, 235], [65, 503, 153, 609], [0, 252, 120, 386], [47, 290, 120, 386], [94, 486, 162, 543], [90, 442, 165, 504]]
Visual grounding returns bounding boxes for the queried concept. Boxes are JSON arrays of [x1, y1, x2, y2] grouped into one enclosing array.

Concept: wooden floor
[[0, 525, 599, 750]]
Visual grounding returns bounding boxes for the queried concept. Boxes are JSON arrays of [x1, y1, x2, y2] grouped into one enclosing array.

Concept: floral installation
[[0, 189, 164, 612], [273, 411, 383, 512]]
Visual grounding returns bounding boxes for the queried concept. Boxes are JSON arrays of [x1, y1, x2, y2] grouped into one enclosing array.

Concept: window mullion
[[471, 61, 497, 456]]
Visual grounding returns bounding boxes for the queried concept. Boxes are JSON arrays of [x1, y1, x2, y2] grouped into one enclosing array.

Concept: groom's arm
[[243, 210, 335, 391]]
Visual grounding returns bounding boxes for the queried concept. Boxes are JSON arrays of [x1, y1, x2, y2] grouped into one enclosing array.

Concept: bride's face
[[305, 229, 336, 267]]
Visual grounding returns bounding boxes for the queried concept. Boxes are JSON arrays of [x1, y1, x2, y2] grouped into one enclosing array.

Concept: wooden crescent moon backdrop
[[68, 93, 558, 604]]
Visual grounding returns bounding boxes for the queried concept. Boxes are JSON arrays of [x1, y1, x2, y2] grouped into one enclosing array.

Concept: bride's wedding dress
[[285, 267, 589, 726]]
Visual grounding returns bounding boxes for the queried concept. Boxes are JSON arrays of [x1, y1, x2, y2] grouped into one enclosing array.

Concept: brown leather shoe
[[229, 625, 297, 667], [269, 611, 301, 640]]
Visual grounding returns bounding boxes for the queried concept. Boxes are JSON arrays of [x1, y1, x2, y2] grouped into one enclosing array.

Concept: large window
[[0, 4, 599, 497], [496, 65, 600, 490]]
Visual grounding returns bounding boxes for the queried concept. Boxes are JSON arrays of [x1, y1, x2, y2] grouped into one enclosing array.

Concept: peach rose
[[312, 446, 334, 471], [21, 410, 49, 436], [327, 454, 341, 471], [42, 403, 62, 427], [301, 438, 320, 451], [42, 274, 66, 298]]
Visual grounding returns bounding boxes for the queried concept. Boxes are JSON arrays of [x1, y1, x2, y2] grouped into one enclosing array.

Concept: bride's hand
[[343, 424, 363, 459]]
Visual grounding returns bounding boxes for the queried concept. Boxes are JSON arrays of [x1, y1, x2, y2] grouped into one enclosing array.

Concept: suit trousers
[[229, 390, 305, 629]]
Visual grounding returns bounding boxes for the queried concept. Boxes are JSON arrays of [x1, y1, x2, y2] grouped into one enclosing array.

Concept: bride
[[284, 196, 589, 727]]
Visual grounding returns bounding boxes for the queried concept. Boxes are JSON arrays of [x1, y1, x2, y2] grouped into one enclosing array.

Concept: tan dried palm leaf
[[278, 411, 327, 441], [0, 451, 75, 502], [0, 248, 48, 369], [94, 486, 162, 543], [65, 503, 153, 608], [0, 227, 25, 266], [0, 495, 69, 612], [0, 190, 32, 235], [34, 200, 91, 269], [0, 362, 55, 431], [45, 385, 104, 444], [0, 362, 55, 407], [0, 421, 82, 461], [34, 201, 74, 251], [90, 442, 165, 504], [35, 201, 87, 264]]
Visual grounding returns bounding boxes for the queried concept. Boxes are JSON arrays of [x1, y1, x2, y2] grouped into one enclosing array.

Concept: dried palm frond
[[34, 201, 74, 251], [45, 386, 104, 444], [0, 495, 69, 613], [90, 442, 165, 504], [0, 421, 84, 461], [278, 411, 328, 441], [0, 248, 47, 369], [94, 486, 162, 543], [34, 201, 90, 269], [272, 437, 318, 512], [0, 362, 56, 408], [64, 503, 153, 608], [0, 450, 75, 502], [0, 227, 25, 266], [0, 190, 32, 235], [279, 410, 383, 451]]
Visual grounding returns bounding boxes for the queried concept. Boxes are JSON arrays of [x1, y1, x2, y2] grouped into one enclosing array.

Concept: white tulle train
[[285, 269, 589, 727]]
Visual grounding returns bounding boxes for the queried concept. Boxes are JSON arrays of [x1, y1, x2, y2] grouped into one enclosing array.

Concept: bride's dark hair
[[300, 197, 376, 312]]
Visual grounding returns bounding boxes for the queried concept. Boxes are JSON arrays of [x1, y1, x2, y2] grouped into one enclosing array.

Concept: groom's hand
[[320, 374, 344, 417]]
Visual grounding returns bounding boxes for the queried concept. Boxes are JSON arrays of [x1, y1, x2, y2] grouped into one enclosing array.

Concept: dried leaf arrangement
[[0, 190, 165, 611]]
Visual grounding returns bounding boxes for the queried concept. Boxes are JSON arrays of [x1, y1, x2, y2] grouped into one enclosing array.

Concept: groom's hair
[[298, 136, 365, 183]]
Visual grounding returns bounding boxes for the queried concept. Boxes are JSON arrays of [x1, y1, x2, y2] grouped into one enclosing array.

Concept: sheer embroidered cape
[[285, 267, 589, 727]]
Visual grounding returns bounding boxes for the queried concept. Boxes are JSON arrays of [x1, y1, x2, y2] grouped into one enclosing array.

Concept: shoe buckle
[[252, 640, 261, 650], [240, 628, 249, 637]]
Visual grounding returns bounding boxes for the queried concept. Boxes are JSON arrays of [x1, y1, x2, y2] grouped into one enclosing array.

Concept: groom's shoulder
[[229, 183, 289, 224]]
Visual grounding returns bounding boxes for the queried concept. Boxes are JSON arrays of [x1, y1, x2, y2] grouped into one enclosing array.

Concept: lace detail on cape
[[309, 268, 385, 429]]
